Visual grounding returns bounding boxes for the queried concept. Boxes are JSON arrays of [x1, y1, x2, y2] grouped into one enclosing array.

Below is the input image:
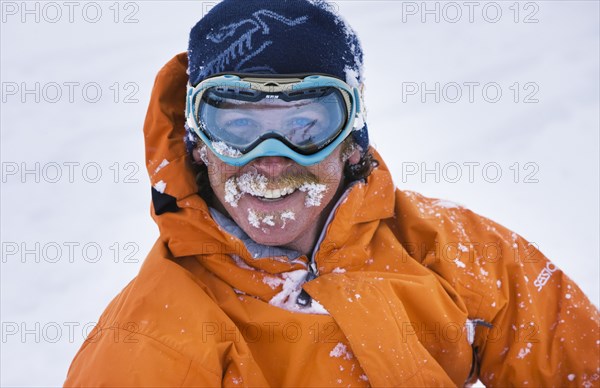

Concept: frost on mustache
[[299, 183, 328, 207], [236, 172, 268, 197], [224, 179, 242, 208], [225, 171, 327, 208], [224, 172, 267, 208]]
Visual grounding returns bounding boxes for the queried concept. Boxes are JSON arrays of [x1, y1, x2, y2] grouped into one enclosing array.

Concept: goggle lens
[[198, 86, 348, 155]]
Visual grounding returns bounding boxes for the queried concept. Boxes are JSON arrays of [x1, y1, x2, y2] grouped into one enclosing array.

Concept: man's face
[[194, 143, 358, 254]]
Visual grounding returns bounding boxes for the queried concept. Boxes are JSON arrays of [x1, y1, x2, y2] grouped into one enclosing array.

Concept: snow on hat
[[186, 0, 369, 156]]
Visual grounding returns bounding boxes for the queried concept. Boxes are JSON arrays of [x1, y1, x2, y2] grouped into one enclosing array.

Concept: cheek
[[205, 155, 240, 194], [312, 153, 345, 187]]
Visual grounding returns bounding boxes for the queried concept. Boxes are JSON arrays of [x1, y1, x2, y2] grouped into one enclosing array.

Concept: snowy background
[[1, 0, 598, 386]]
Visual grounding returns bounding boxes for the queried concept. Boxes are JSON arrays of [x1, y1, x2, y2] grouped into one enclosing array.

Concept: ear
[[347, 146, 361, 165], [192, 145, 206, 165]]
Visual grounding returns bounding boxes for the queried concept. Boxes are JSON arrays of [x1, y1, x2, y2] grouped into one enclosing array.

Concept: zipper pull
[[296, 270, 317, 307]]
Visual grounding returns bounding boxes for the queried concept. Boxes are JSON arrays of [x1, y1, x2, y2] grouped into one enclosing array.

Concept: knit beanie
[[185, 0, 368, 156]]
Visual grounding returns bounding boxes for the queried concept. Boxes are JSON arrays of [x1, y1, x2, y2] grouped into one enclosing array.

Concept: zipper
[[295, 181, 361, 307], [296, 271, 317, 307]]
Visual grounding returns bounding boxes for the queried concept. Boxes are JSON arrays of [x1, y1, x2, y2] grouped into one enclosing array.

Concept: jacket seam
[[179, 359, 194, 387], [98, 325, 221, 378]]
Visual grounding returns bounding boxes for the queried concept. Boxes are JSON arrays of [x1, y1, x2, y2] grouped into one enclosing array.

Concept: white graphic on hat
[[203, 10, 308, 77]]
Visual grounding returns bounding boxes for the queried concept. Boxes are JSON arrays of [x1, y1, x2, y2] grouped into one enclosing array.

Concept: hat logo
[[202, 10, 308, 77]]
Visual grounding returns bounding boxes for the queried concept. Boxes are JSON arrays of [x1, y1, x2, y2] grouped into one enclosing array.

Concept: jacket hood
[[143, 53, 395, 273]]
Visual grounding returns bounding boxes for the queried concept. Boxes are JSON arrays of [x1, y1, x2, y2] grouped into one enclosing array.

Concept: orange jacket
[[65, 54, 599, 387]]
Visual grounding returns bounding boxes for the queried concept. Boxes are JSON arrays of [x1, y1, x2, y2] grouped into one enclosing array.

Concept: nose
[[251, 156, 297, 177]]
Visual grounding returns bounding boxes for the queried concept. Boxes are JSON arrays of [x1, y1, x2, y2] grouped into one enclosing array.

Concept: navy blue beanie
[[186, 0, 368, 155]]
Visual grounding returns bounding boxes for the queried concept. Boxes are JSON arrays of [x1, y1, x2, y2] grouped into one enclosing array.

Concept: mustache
[[223, 170, 328, 208], [235, 170, 321, 193], [263, 172, 321, 189]]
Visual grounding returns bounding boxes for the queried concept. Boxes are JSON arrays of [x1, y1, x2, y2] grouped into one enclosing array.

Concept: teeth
[[263, 189, 276, 199], [261, 188, 295, 199]]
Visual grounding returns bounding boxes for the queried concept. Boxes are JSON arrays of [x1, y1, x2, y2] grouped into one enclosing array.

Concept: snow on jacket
[[64, 53, 599, 387]]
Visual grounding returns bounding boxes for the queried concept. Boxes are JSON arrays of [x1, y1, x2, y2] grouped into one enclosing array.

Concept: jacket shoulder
[[392, 189, 599, 386], [392, 189, 535, 318], [64, 240, 226, 386]]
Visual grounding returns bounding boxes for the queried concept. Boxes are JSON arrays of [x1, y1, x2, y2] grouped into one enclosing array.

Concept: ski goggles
[[185, 74, 361, 166]]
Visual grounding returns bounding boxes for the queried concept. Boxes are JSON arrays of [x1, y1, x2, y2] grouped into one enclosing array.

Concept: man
[[65, 1, 599, 386]]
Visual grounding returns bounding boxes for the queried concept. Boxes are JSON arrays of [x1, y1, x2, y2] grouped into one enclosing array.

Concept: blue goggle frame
[[185, 74, 361, 166]]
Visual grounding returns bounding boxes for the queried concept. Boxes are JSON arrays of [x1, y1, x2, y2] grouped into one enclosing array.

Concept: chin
[[245, 227, 299, 248]]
